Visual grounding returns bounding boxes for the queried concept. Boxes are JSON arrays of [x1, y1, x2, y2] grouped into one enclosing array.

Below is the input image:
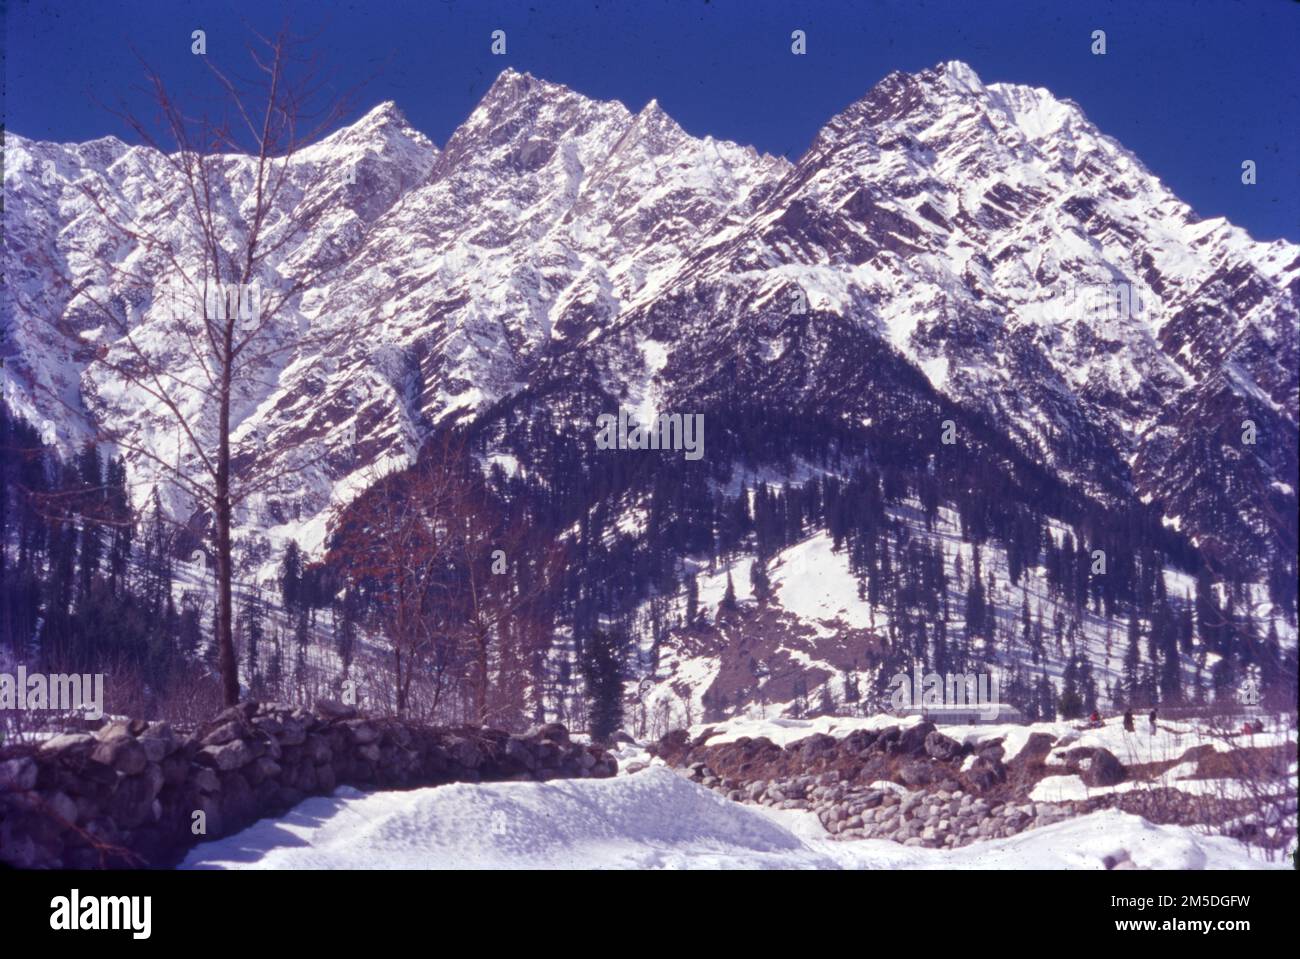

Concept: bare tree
[[324, 436, 471, 718], [452, 487, 567, 728], [1191, 710, 1298, 861], [326, 433, 564, 726], [17, 27, 359, 704]]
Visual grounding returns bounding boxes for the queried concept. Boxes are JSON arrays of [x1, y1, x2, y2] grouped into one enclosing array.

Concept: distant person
[[1148, 708, 1157, 733], [1123, 709, 1134, 732], [1089, 710, 1101, 728]]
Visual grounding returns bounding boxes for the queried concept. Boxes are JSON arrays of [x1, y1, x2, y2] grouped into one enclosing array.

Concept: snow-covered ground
[[180, 765, 1279, 870], [179, 709, 1296, 869], [676, 711, 1294, 763]]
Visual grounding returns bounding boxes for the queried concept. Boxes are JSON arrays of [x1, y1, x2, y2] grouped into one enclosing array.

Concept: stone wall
[[0, 701, 616, 868], [650, 722, 1124, 850]]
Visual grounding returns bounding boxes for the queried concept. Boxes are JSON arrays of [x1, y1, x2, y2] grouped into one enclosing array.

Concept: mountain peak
[[632, 96, 683, 138], [446, 67, 631, 164], [935, 59, 986, 95], [315, 99, 435, 157], [356, 100, 411, 129], [480, 66, 577, 107]]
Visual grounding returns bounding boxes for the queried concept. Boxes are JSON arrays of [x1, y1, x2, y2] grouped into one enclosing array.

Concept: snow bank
[[181, 766, 1275, 870], [687, 712, 1295, 770]]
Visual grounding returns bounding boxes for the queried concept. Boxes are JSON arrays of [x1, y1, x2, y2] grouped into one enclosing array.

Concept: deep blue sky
[[6, 0, 1298, 241]]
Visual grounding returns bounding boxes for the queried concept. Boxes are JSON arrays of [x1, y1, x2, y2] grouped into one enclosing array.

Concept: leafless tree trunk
[[18, 27, 358, 704]]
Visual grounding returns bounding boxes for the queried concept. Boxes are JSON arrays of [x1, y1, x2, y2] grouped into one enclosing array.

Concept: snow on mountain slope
[[4, 100, 440, 534], [583, 61, 1296, 566], [258, 70, 788, 551], [3, 70, 786, 559], [631, 489, 1294, 733], [178, 765, 1273, 869], [4, 60, 1295, 670]]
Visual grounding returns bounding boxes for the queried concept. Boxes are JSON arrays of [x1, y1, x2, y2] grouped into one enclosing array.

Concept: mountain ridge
[[4, 60, 1295, 600]]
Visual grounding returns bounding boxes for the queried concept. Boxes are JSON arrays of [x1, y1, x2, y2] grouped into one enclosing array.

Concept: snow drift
[[181, 766, 1274, 870]]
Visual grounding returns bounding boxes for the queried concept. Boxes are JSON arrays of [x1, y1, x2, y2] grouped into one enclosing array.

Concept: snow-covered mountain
[[4, 62, 1297, 717], [4, 68, 789, 548], [568, 60, 1298, 569]]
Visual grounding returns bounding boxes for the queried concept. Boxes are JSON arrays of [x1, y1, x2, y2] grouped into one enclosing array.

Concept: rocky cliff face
[[7, 62, 1293, 567], [4, 62, 1296, 714]]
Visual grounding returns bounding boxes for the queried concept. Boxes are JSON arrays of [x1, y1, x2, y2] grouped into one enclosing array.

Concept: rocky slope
[[4, 62, 1296, 716]]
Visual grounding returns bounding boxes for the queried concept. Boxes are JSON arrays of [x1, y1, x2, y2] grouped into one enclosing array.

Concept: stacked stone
[[0, 702, 616, 869], [656, 722, 1127, 850]]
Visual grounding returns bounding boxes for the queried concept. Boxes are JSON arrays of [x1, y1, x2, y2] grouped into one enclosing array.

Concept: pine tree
[[722, 570, 738, 612], [751, 557, 772, 605], [1124, 611, 1142, 705], [241, 587, 264, 694], [842, 666, 859, 706], [583, 626, 625, 743], [1037, 673, 1057, 721], [75, 442, 105, 605], [105, 456, 133, 598], [1080, 657, 1098, 715], [792, 676, 809, 717], [1155, 596, 1182, 704], [336, 586, 358, 679], [280, 540, 303, 612], [1059, 656, 1084, 720]]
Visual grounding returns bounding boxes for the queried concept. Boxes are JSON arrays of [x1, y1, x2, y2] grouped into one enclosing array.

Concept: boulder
[[199, 739, 255, 772], [38, 733, 96, 759], [341, 720, 379, 745], [47, 790, 79, 825], [201, 721, 244, 747], [91, 734, 148, 776], [446, 737, 483, 770], [193, 768, 222, 794], [967, 755, 1006, 793], [314, 698, 358, 721], [504, 737, 536, 770], [278, 718, 307, 746], [1081, 748, 1126, 788], [898, 761, 936, 787], [1012, 732, 1056, 763], [794, 733, 839, 762], [976, 741, 1005, 763], [0, 757, 38, 792], [896, 722, 936, 757], [139, 728, 177, 763], [924, 730, 963, 762], [531, 723, 570, 744]]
